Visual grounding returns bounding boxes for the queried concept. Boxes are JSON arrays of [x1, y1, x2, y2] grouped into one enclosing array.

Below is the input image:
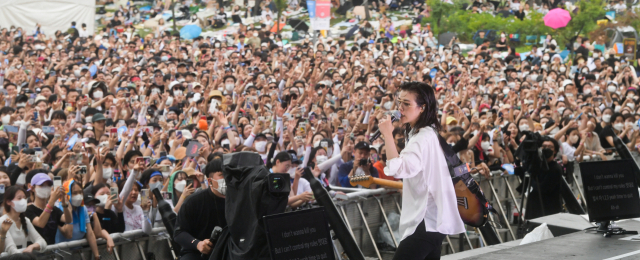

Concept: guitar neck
[[372, 178, 403, 189]]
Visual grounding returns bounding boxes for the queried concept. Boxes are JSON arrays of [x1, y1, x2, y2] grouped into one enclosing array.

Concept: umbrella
[[544, 8, 572, 29], [180, 24, 202, 40], [438, 32, 457, 47]]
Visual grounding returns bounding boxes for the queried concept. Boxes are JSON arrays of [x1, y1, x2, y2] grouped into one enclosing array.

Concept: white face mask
[[35, 186, 52, 199], [383, 101, 393, 110], [519, 124, 530, 132], [71, 194, 84, 207], [543, 56, 550, 61], [339, 68, 347, 75], [165, 96, 174, 107], [12, 198, 27, 213], [614, 123, 624, 131], [225, 83, 235, 92], [213, 178, 226, 196], [481, 141, 492, 151], [569, 135, 579, 144], [255, 141, 267, 152], [103, 167, 113, 180], [2, 114, 10, 125], [608, 85, 617, 93], [584, 88, 592, 95], [288, 167, 296, 178], [96, 194, 109, 207], [558, 107, 566, 115], [174, 180, 187, 192], [253, 33, 258, 37], [316, 155, 328, 165], [602, 114, 611, 123], [503, 88, 510, 95]]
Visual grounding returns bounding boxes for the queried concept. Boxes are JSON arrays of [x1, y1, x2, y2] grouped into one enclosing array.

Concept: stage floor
[[456, 218, 640, 260]]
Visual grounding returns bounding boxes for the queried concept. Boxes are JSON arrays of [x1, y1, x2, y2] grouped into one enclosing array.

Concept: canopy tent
[[0, 0, 95, 38]]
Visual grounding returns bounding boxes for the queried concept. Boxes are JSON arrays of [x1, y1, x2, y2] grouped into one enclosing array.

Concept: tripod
[[517, 171, 546, 238]]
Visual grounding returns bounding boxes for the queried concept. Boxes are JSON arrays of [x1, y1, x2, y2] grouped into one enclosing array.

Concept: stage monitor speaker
[[288, 18, 309, 32]]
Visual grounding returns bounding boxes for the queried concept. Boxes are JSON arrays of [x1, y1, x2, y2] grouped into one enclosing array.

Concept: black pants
[[392, 221, 445, 260], [180, 251, 209, 260]]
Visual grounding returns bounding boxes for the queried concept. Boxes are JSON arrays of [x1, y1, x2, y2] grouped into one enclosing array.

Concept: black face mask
[[542, 148, 554, 159], [397, 138, 405, 149]]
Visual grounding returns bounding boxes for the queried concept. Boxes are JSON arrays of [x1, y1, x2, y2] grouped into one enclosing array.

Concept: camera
[[515, 131, 549, 173], [268, 174, 291, 194], [359, 158, 370, 166]]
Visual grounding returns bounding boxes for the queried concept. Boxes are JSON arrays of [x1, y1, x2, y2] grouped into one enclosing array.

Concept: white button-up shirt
[[384, 126, 465, 241]]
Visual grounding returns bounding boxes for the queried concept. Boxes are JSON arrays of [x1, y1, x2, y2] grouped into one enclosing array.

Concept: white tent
[[0, 0, 95, 37]]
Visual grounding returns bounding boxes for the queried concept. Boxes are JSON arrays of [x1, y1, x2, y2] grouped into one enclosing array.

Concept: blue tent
[[180, 24, 202, 39]]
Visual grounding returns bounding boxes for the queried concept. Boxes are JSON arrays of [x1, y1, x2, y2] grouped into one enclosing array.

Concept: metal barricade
[[0, 228, 174, 260]]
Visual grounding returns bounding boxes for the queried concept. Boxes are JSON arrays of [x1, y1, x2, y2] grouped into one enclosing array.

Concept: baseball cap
[[354, 141, 370, 150], [31, 173, 52, 187]]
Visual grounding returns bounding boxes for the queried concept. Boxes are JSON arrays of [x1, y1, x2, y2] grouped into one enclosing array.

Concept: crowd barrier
[[2, 152, 636, 260]]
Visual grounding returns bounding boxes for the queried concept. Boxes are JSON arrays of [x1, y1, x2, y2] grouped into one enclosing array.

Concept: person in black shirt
[[24, 173, 72, 245], [90, 183, 125, 234], [525, 137, 563, 219], [174, 159, 227, 260]]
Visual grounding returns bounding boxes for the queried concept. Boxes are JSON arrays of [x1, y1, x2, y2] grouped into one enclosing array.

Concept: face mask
[[175, 180, 187, 192], [503, 88, 510, 95], [593, 53, 599, 58], [2, 114, 10, 125], [313, 141, 320, 148], [397, 138, 405, 149], [519, 124, 530, 132], [12, 198, 27, 213], [543, 56, 550, 61], [255, 141, 267, 152], [541, 65, 548, 71], [628, 103, 636, 110], [161, 56, 169, 62], [584, 89, 592, 95], [165, 96, 174, 107], [316, 155, 328, 165], [93, 91, 103, 99], [288, 167, 296, 178], [149, 181, 163, 191], [327, 56, 334, 62], [213, 178, 226, 196], [35, 186, 52, 199], [71, 195, 83, 207], [103, 167, 113, 180], [558, 107, 565, 115], [339, 68, 347, 75], [570, 135, 579, 144], [226, 83, 235, 92], [173, 90, 182, 96], [96, 194, 109, 207], [614, 123, 624, 131], [602, 114, 611, 123], [560, 67, 566, 72], [542, 148, 554, 159], [615, 106, 621, 113], [481, 141, 492, 151], [383, 101, 393, 110]]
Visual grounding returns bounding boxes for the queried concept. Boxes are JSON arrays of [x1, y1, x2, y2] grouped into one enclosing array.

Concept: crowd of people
[[0, 0, 635, 259]]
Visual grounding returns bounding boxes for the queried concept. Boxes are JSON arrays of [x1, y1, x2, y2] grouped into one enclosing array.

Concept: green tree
[[556, 0, 607, 49], [274, 0, 287, 33]]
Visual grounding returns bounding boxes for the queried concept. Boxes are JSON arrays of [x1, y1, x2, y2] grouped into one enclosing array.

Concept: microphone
[[369, 110, 401, 143], [202, 226, 223, 258]]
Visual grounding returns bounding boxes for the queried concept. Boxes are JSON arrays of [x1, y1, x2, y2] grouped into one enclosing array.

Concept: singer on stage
[[378, 82, 465, 260]]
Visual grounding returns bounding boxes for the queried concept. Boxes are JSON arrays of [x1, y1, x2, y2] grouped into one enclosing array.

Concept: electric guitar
[[349, 174, 488, 227], [348, 175, 403, 189]]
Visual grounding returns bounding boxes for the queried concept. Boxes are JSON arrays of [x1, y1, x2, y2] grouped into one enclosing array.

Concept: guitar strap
[[437, 134, 495, 227]]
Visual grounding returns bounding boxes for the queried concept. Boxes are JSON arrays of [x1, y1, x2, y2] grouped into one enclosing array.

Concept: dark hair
[[3, 186, 28, 236], [139, 168, 161, 187], [91, 183, 109, 196], [273, 151, 291, 165], [123, 150, 143, 167], [398, 82, 440, 133], [204, 159, 223, 178]]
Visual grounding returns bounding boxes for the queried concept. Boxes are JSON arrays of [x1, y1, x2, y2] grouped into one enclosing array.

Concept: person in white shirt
[[0, 186, 47, 254], [378, 82, 465, 260]]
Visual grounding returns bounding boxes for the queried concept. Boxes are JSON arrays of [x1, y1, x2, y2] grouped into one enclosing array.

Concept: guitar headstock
[[349, 175, 374, 188]]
